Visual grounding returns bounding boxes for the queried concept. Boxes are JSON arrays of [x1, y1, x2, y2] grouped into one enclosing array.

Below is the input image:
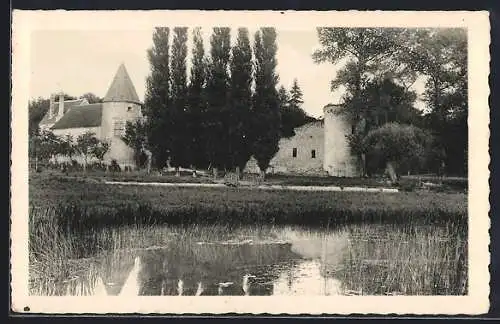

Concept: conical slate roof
[[103, 63, 141, 104]]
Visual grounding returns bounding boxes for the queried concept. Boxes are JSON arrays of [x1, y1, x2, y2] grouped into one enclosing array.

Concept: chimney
[[57, 92, 65, 119], [48, 93, 56, 119]]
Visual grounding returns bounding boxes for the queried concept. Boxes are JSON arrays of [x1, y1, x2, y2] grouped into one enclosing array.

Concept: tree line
[[126, 27, 312, 178], [313, 27, 467, 179]]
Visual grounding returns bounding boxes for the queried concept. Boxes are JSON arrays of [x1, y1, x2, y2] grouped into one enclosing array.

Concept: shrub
[[109, 160, 121, 173]]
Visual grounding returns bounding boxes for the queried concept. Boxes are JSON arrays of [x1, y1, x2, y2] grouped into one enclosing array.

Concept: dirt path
[[103, 180, 399, 193]]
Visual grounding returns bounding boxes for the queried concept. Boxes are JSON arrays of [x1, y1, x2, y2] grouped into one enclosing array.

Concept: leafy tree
[[405, 28, 468, 175], [187, 27, 209, 170], [29, 130, 61, 171], [28, 97, 50, 137], [92, 141, 110, 164], [229, 27, 254, 173], [122, 120, 148, 168], [59, 135, 75, 160], [361, 77, 421, 130], [80, 92, 103, 104], [205, 27, 231, 175], [169, 27, 190, 174], [362, 123, 434, 182], [251, 28, 281, 178], [73, 131, 104, 172], [313, 28, 405, 124], [144, 27, 171, 169]]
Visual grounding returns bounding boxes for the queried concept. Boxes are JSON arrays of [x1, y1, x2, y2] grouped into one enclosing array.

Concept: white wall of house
[[52, 126, 101, 139]]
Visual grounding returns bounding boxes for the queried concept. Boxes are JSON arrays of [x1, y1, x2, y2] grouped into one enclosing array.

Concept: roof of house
[[103, 63, 141, 104], [51, 104, 103, 130], [39, 99, 87, 125]]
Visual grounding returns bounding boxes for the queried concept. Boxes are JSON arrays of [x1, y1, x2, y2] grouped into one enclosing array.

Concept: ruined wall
[[323, 104, 360, 177], [245, 121, 326, 175]]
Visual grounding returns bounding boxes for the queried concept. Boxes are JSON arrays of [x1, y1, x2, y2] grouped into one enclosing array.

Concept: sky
[[29, 28, 424, 118]]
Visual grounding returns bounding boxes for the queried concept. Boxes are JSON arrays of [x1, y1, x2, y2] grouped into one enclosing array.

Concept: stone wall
[[245, 121, 326, 175], [100, 101, 142, 167], [323, 104, 360, 177]]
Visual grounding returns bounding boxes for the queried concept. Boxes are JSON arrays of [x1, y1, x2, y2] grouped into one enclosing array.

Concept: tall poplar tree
[[144, 27, 171, 168], [229, 27, 253, 173], [251, 28, 281, 178], [169, 27, 189, 172], [187, 27, 209, 170], [205, 27, 231, 174]]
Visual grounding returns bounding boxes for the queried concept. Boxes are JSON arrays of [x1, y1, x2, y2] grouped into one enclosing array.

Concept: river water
[[48, 224, 467, 296]]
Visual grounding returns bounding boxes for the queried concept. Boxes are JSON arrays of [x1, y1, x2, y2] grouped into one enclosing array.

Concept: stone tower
[[323, 104, 360, 177], [101, 63, 143, 168]]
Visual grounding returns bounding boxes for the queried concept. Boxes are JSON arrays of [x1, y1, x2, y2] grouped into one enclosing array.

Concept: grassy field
[[28, 172, 468, 296], [29, 172, 467, 212]]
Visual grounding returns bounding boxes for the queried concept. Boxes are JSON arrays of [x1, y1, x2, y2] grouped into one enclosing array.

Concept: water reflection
[[58, 225, 467, 296]]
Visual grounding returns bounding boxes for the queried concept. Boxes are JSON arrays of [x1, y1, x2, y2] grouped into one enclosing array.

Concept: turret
[[100, 63, 143, 168], [323, 104, 360, 177]]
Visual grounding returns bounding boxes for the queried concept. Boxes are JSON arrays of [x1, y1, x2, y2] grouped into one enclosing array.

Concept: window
[[113, 119, 125, 137], [311, 149, 316, 159], [292, 148, 297, 158], [127, 106, 132, 112]]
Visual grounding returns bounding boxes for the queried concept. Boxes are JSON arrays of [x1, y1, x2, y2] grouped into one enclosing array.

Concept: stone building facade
[[245, 104, 360, 177], [39, 63, 143, 168]]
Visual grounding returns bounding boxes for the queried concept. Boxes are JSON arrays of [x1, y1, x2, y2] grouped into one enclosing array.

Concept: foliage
[[313, 28, 406, 123], [279, 80, 316, 138], [144, 27, 171, 168], [169, 27, 190, 169], [289, 78, 304, 108], [30, 130, 63, 161], [405, 28, 468, 175], [313, 27, 468, 176], [228, 27, 254, 172], [109, 159, 121, 172], [251, 28, 281, 174], [122, 119, 148, 168], [73, 131, 110, 170], [362, 123, 435, 176], [361, 77, 421, 131], [28, 98, 51, 137], [187, 27, 210, 170], [79, 92, 103, 104], [205, 27, 232, 170], [91, 141, 110, 163]]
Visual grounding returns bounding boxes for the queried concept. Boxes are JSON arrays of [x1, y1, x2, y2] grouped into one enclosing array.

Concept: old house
[[39, 63, 143, 168]]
